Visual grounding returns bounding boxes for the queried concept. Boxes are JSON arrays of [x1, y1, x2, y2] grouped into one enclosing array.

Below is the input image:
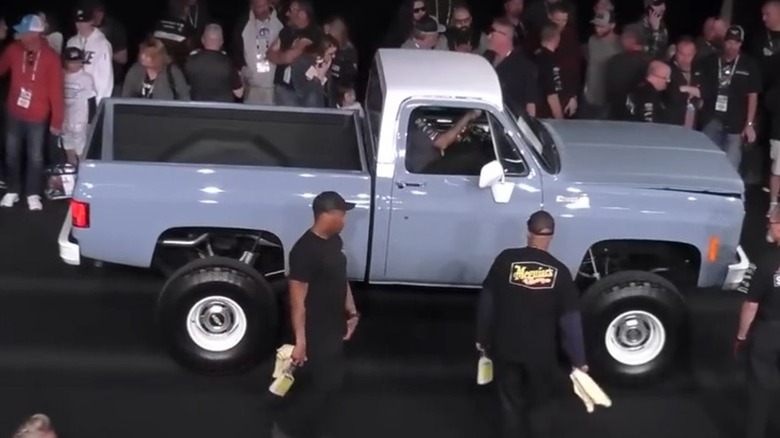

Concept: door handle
[[396, 181, 426, 189]]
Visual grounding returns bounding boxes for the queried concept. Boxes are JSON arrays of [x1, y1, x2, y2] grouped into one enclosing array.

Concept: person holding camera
[[287, 34, 338, 107]]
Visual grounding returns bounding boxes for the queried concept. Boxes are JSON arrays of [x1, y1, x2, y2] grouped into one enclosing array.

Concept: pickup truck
[[59, 49, 749, 383]]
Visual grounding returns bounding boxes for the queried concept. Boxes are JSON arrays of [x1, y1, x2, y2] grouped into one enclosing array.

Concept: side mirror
[[479, 160, 504, 188], [479, 160, 514, 204]]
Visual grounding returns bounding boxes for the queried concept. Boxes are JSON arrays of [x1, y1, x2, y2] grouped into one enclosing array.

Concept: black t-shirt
[[185, 49, 241, 103], [664, 62, 700, 126], [534, 47, 563, 119], [288, 230, 347, 358], [744, 247, 780, 322], [482, 247, 579, 365], [487, 49, 538, 114], [604, 50, 652, 120], [624, 80, 668, 124], [153, 17, 196, 67], [273, 25, 324, 87], [750, 29, 780, 88], [697, 53, 762, 134]]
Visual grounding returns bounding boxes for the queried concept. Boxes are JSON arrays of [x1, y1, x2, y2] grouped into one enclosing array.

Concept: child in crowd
[[337, 85, 363, 116], [62, 47, 97, 164]]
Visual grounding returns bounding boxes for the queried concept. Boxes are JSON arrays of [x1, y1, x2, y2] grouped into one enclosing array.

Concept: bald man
[[622, 60, 672, 123], [185, 23, 244, 102], [667, 37, 701, 128]]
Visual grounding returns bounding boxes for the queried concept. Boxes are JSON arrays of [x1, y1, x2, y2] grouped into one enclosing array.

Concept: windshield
[[505, 104, 561, 174]]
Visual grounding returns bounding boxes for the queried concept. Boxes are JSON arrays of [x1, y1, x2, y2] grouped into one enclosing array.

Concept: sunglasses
[[413, 6, 427, 13]]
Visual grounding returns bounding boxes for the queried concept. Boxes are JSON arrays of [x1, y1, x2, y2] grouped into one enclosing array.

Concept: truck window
[[404, 106, 526, 176], [365, 61, 383, 157], [85, 109, 104, 160]]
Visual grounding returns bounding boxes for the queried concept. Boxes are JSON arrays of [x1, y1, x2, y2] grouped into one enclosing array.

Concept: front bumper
[[723, 245, 749, 291], [58, 207, 81, 266]]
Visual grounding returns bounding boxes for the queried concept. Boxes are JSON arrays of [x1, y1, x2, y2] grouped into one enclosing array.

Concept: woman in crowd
[[37, 11, 63, 54], [121, 37, 190, 100], [289, 35, 339, 107], [323, 16, 358, 107]]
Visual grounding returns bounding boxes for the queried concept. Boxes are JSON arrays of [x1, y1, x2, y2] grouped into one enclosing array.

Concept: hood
[[544, 120, 744, 196]]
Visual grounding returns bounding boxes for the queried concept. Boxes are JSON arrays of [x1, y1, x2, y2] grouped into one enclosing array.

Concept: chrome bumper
[[58, 207, 81, 266], [723, 245, 749, 291]]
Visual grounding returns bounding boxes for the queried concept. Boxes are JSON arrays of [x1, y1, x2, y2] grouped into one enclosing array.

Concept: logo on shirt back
[[83, 51, 95, 65], [508, 262, 558, 290]]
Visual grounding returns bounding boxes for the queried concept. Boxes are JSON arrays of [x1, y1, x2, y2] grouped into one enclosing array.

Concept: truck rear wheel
[[156, 256, 278, 375], [581, 271, 686, 385]]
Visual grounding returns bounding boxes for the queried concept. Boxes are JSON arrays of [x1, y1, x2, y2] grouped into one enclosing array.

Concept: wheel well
[[152, 227, 285, 277], [575, 240, 701, 291]]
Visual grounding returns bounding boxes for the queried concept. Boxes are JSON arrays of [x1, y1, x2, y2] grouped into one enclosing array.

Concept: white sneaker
[[0, 193, 19, 207], [27, 195, 42, 211]]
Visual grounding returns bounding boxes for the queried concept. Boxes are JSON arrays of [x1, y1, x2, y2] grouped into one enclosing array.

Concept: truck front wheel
[[156, 257, 278, 375], [581, 271, 686, 385]]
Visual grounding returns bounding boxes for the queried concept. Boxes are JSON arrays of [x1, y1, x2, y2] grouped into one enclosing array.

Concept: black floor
[[0, 188, 775, 438]]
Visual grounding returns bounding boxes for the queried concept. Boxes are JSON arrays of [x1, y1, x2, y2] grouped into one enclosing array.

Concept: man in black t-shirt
[[604, 24, 651, 120], [486, 17, 538, 116], [754, 0, 780, 90], [534, 23, 565, 119], [698, 25, 762, 172], [623, 60, 671, 124], [734, 208, 780, 438], [267, 0, 322, 106], [477, 210, 587, 438], [666, 38, 701, 128], [283, 191, 359, 438], [185, 24, 244, 102]]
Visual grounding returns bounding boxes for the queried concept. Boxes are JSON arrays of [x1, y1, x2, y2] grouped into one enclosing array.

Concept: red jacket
[[0, 40, 64, 131]]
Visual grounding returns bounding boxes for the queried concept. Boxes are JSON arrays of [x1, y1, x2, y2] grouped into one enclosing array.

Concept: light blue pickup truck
[[59, 49, 748, 383]]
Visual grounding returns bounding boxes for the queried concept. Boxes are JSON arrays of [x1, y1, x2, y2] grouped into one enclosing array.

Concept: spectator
[[323, 16, 357, 107], [699, 25, 761, 172], [593, 0, 614, 13], [581, 10, 620, 120], [401, 15, 446, 50], [91, 1, 129, 89], [534, 23, 565, 119], [604, 24, 651, 119], [623, 60, 671, 123], [37, 12, 63, 54], [534, 6, 579, 116], [183, 0, 212, 36], [383, 0, 417, 47], [696, 17, 727, 61], [186, 24, 243, 102], [336, 85, 363, 115], [233, 0, 284, 105], [485, 17, 538, 116], [0, 15, 64, 211], [523, 0, 578, 41], [423, 0, 453, 25], [635, 0, 669, 59], [66, 8, 114, 103], [121, 37, 190, 100], [62, 47, 97, 164], [446, 3, 488, 53], [753, 0, 780, 90], [766, 82, 780, 214], [409, 0, 449, 50], [289, 35, 338, 107], [153, 0, 197, 66], [267, 0, 322, 106], [12, 414, 56, 438], [502, 0, 528, 47], [666, 37, 700, 128]]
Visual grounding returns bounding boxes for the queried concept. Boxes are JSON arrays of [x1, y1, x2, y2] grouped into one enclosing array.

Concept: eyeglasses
[[452, 16, 471, 26], [413, 6, 426, 13]]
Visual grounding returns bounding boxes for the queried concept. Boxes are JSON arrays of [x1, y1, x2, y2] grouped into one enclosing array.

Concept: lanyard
[[717, 55, 739, 87], [255, 18, 269, 54], [21, 51, 41, 83]]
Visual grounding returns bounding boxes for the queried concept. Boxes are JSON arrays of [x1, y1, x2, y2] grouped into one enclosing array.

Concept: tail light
[[71, 200, 90, 228]]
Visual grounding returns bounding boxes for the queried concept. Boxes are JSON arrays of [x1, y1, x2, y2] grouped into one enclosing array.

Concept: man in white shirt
[[233, 0, 284, 105], [62, 47, 97, 164], [66, 8, 114, 102]]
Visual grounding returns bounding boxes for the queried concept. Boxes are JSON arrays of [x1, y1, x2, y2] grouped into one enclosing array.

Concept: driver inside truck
[[406, 108, 482, 173]]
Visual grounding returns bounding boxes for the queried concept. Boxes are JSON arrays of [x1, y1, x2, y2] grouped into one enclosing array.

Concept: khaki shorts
[[771, 140, 780, 175]]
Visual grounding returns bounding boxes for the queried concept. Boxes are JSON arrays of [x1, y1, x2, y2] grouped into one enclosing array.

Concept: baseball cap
[[591, 11, 615, 27], [64, 47, 85, 62], [415, 15, 446, 34], [527, 210, 555, 236], [724, 25, 744, 42], [75, 8, 93, 23], [312, 191, 355, 216], [13, 15, 46, 34]]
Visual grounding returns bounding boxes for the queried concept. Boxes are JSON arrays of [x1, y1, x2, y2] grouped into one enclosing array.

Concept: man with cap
[[66, 7, 114, 103], [477, 210, 587, 438], [580, 9, 620, 120], [734, 207, 780, 438], [697, 25, 762, 172], [62, 47, 97, 164], [0, 14, 64, 211], [281, 190, 359, 438], [635, 0, 669, 59], [603, 23, 651, 120], [401, 15, 448, 50], [622, 60, 672, 124]]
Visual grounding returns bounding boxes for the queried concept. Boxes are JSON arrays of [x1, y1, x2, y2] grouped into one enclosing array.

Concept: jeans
[[274, 85, 299, 107], [703, 119, 743, 171], [5, 114, 47, 196]]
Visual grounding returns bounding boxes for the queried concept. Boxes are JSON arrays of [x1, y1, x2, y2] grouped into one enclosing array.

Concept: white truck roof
[[376, 49, 504, 109]]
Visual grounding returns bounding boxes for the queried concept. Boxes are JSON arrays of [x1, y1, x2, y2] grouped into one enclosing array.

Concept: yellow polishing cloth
[[272, 344, 295, 379], [570, 369, 612, 413]]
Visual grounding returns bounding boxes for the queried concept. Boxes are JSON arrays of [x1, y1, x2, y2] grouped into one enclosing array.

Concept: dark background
[[0, 0, 771, 91]]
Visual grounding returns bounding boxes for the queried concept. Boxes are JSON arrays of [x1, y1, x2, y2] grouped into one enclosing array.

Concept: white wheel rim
[[185, 296, 247, 352], [604, 310, 666, 367]]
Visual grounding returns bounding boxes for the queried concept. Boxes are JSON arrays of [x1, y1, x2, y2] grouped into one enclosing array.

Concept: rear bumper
[[723, 245, 749, 291], [58, 208, 81, 266]]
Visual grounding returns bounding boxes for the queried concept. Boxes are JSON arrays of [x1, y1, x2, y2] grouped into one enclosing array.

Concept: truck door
[[384, 102, 544, 286]]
